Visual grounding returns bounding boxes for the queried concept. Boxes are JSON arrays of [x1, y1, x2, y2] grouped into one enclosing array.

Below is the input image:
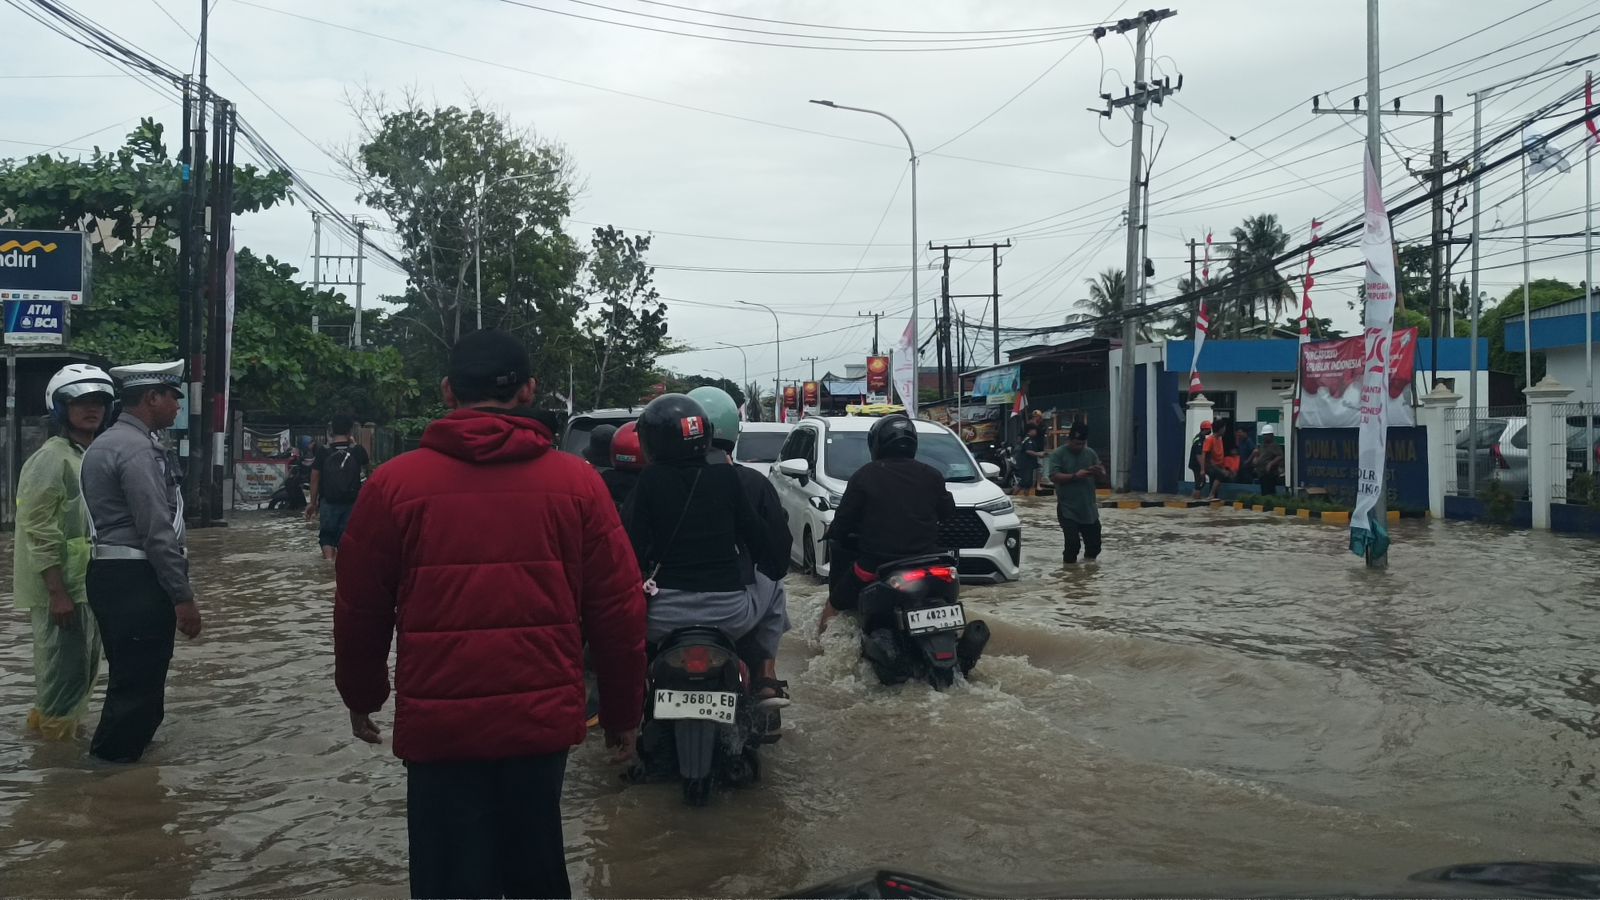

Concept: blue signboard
[[1295, 426, 1429, 511], [4, 298, 66, 345], [0, 229, 89, 306], [971, 364, 1021, 407]]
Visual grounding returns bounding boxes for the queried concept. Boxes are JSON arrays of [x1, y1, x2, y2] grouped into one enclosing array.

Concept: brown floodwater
[[1, 503, 1597, 897]]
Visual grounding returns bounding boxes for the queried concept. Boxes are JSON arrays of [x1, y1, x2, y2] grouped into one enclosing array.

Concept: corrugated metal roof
[[1504, 291, 1597, 324]]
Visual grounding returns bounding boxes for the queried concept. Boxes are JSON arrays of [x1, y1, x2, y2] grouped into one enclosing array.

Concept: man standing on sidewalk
[[335, 329, 645, 899], [1046, 422, 1106, 565], [80, 361, 203, 763]]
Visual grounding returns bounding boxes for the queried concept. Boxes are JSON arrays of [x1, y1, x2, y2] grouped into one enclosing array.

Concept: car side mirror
[[777, 458, 810, 485], [979, 461, 1001, 479]]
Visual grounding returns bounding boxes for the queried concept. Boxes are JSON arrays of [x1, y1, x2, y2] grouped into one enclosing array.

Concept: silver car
[[1456, 417, 1596, 499]]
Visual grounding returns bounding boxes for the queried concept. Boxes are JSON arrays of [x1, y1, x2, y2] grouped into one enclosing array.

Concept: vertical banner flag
[[1351, 151, 1399, 560], [1588, 73, 1600, 149], [866, 355, 891, 404], [782, 384, 798, 424], [1294, 219, 1325, 422], [892, 319, 917, 407], [802, 381, 820, 413], [1188, 231, 1213, 395]]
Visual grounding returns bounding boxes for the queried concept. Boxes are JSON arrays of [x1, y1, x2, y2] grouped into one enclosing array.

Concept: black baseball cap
[[448, 329, 532, 400]]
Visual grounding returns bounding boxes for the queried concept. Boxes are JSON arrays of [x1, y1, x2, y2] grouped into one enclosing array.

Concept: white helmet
[[46, 364, 116, 423]]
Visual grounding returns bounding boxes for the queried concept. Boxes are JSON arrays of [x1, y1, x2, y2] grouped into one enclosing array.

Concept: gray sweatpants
[[647, 573, 790, 660]]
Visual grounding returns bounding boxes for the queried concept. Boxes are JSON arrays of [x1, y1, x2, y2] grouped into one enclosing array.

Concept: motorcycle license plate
[[905, 604, 965, 635], [654, 689, 738, 724]]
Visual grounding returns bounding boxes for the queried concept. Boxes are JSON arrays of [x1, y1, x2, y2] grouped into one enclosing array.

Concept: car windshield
[[822, 429, 979, 483], [734, 431, 787, 463]]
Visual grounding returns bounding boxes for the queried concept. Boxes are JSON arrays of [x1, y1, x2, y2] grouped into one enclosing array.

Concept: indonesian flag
[[1012, 387, 1027, 417], [1293, 219, 1325, 421]]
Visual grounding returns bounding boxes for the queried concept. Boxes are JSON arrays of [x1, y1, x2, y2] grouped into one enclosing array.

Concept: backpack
[[320, 444, 365, 503]]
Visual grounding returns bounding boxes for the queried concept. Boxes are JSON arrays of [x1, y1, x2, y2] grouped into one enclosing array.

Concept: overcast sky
[[6, 0, 1598, 390]]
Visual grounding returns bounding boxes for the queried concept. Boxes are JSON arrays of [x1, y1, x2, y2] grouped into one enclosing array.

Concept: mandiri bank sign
[[0, 229, 90, 307]]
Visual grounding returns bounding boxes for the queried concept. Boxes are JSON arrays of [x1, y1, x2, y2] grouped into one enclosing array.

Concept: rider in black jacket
[[821, 414, 956, 633]]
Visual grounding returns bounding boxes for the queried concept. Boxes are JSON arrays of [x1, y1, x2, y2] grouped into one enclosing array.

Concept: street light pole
[[739, 300, 780, 418], [716, 340, 750, 414], [810, 99, 920, 416], [474, 170, 556, 335]]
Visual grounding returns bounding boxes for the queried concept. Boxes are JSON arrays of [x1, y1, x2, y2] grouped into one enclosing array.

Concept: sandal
[[753, 677, 792, 710]]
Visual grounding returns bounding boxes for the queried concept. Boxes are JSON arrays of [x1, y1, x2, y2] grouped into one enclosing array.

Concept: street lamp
[[717, 341, 752, 419], [738, 300, 780, 418], [809, 99, 919, 415], [475, 170, 556, 333]]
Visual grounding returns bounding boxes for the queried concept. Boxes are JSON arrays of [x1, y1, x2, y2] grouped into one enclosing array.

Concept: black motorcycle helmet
[[638, 393, 714, 463], [584, 424, 617, 466], [867, 413, 919, 461]]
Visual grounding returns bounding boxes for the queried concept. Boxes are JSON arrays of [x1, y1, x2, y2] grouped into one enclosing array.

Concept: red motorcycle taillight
[[681, 646, 713, 674], [927, 566, 956, 582]]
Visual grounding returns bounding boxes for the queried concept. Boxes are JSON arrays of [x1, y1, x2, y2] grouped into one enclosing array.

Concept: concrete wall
[[1544, 346, 1599, 401]]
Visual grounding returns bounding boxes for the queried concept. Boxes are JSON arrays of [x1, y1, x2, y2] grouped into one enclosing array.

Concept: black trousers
[[406, 752, 572, 900], [87, 559, 176, 763], [1057, 511, 1103, 562]]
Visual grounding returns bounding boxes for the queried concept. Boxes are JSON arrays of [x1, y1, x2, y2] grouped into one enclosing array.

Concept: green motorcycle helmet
[[687, 386, 742, 452]]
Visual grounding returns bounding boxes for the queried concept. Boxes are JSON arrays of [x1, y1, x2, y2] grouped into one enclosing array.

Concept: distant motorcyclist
[[584, 424, 617, 470], [603, 421, 644, 513], [688, 386, 793, 707], [621, 395, 779, 698], [819, 414, 956, 634]]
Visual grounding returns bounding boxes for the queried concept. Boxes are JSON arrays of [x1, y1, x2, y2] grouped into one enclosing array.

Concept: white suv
[[768, 415, 1023, 584]]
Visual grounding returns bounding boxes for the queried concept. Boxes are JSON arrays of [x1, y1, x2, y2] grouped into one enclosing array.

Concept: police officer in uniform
[[80, 361, 203, 763]]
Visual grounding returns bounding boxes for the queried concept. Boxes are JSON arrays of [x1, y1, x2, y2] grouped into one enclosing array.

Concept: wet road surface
[[2, 502, 1597, 897]]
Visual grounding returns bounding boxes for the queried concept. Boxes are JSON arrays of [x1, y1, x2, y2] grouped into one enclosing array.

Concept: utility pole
[[312, 224, 366, 348], [801, 356, 818, 383], [937, 246, 953, 398], [858, 310, 886, 355], [1094, 9, 1178, 492], [929, 239, 1012, 370], [310, 211, 322, 334], [353, 218, 367, 350], [203, 102, 237, 524]]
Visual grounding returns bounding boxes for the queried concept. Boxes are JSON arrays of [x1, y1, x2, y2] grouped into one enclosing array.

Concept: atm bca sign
[[4, 299, 65, 345]]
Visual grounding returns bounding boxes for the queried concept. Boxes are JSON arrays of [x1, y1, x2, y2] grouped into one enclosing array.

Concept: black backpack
[[320, 444, 364, 503]]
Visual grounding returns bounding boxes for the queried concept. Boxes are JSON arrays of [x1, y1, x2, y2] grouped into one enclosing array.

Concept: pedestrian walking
[[1188, 420, 1212, 498], [1046, 422, 1106, 565], [335, 329, 645, 899], [305, 413, 368, 561], [15, 365, 115, 740], [1013, 424, 1045, 497], [80, 361, 202, 763], [1251, 424, 1287, 495]]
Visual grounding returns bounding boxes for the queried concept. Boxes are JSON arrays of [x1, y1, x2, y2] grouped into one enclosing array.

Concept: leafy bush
[[1478, 479, 1517, 525]]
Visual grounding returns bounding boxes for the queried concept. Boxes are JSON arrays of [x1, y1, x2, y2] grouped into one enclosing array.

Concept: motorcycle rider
[[621, 394, 780, 701], [819, 414, 956, 634], [583, 424, 617, 470], [688, 386, 793, 707], [603, 422, 644, 513]]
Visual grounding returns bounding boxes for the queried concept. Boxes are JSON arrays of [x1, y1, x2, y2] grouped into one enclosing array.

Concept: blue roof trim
[[1167, 337, 1488, 372], [1504, 311, 1600, 352]]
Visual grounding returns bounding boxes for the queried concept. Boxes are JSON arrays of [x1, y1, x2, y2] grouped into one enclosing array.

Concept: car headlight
[[976, 496, 1014, 516]]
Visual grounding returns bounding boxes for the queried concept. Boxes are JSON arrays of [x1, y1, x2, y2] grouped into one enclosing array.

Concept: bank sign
[[0, 229, 90, 306], [4, 299, 65, 345]]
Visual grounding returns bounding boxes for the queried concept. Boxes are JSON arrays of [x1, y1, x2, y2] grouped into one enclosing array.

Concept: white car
[[731, 422, 792, 475], [768, 415, 1023, 584]]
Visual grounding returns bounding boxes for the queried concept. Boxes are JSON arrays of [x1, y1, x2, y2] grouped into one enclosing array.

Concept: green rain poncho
[[14, 435, 100, 740]]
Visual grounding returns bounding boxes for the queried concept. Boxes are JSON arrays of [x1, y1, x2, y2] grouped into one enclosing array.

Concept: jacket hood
[[420, 408, 553, 464]]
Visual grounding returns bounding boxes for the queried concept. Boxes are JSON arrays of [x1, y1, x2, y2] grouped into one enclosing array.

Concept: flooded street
[[2, 503, 1598, 897]]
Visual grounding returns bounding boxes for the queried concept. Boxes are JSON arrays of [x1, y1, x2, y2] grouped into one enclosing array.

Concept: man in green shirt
[[1046, 422, 1106, 565]]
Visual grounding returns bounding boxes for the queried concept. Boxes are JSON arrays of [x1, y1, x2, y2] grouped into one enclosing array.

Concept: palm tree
[[1066, 268, 1151, 340], [1227, 214, 1295, 335], [743, 380, 766, 422]]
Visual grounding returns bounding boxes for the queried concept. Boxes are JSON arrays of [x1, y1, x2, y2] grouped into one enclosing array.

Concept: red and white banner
[[1587, 72, 1599, 149], [802, 381, 820, 412], [1351, 149, 1400, 558], [1189, 231, 1212, 395], [1298, 328, 1416, 427], [1293, 219, 1325, 421], [892, 319, 917, 407]]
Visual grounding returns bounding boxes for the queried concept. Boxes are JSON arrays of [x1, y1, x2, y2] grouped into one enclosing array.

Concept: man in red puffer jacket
[[334, 329, 645, 900]]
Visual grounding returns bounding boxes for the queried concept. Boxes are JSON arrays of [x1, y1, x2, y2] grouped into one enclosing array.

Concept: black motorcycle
[[629, 626, 777, 806], [266, 468, 308, 511], [858, 554, 990, 690], [973, 442, 1018, 492]]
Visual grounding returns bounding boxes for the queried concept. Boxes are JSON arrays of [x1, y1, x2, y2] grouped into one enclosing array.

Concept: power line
[[619, 0, 1100, 36]]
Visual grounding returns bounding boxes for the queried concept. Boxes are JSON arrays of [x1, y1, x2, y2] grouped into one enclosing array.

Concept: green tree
[[0, 122, 410, 420], [586, 226, 667, 407], [1225, 213, 1294, 334], [1067, 268, 1149, 339], [1481, 278, 1580, 388], [743, 381, 766, 422]]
